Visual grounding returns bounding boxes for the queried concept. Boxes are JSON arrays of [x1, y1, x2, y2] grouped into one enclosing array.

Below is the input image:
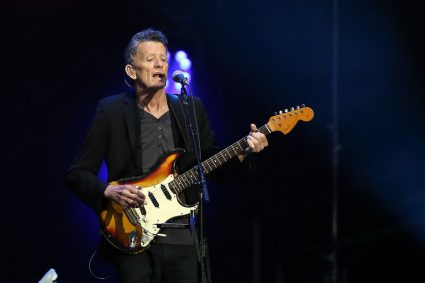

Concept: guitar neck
[[169, 124, 272, 194]]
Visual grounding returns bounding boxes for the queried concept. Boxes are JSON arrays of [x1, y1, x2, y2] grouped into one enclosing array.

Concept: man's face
[[129, 41, 168, 91]]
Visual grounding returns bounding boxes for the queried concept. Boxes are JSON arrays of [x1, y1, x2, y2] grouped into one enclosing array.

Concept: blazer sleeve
[[66, 100, 109, 212]]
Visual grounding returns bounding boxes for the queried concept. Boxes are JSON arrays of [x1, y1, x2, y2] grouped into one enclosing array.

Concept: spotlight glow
[[174, 82, 182, 91], [179, 58, 192, 70], [175, 50, 187, 62]]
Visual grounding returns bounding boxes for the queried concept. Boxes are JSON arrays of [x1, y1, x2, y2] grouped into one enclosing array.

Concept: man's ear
[[125, 64, 136, 80]]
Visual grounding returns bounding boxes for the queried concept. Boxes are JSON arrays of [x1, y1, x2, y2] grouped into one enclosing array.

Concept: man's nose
[[154, 59, 163, 67]]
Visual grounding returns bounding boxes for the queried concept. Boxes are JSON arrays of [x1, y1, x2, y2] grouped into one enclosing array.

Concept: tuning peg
[[296, 105, 300, 110], [278, 110, 283, 114], [301, 104, 305, 108], [284, 109, 288, 113], [274, 111, 278, 115], [290, 107, 294, 111]]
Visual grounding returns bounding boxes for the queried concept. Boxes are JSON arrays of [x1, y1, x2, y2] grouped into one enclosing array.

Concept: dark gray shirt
[[139, 109, 192, 245], [139, 110, 175, 173]]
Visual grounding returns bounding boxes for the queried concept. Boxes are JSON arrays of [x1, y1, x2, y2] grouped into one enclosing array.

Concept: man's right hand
[[104, 185, 147, 208]]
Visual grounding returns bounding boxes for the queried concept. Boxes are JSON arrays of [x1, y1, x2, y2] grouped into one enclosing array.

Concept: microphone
[[172, 70, 189, 85]]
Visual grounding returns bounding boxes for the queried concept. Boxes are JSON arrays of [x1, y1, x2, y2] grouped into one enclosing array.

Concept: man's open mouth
[[153, 73, 165, 79]]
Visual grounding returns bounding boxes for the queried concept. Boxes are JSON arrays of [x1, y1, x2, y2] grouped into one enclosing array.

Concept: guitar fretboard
[[168, 124, 272, 194]]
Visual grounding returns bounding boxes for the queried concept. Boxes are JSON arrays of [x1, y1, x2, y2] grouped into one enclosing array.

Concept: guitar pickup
[[148, 192, 159, 208], [161, 184, 172, 200], [139, 206, 146, 215]]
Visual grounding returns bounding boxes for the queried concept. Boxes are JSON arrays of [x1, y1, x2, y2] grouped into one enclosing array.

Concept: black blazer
[[67, 92, 219, 212]]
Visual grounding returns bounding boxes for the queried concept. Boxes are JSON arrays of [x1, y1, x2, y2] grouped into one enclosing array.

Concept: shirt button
[[158, 135, 162, 139], [158, 127, 162, 130]]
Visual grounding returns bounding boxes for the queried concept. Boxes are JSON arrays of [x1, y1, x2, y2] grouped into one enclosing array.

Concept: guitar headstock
[[267, 105, 314, 134]]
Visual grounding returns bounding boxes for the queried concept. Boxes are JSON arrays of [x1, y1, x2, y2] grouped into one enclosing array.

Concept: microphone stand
[[178, 83, 211, 283]]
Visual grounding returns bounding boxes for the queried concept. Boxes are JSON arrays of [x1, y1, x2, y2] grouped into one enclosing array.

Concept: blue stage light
[[175, 50, 187, 62], [174, 82, 182, 91], [179, 58, 192, 70]]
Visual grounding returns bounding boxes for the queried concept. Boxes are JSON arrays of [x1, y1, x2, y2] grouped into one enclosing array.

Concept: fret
[[181, 175, 191, 188], [218, 152, 226, 163], [168, 182, 177, 194], [237, 141, 244, 152], [175, 177, 184, 192], [213, 157, 219, 166], [191, 169, 199, 180], [191, 171, 198, 181], [215, 156, 222, 165], [177, 178, 184, 193], [217, 151, 227, 165], [207, 159, 213, 169], [185, 174, 192, 187], [170, 180, 179, 193], [263, 127, 269, 134], [231, 144, 238, 155], [206, 158, 217, 169], [187, 171, 196, 183], [225, 148, 232, 159], [205, 160, 213, 170], [199, 162, 207, 174], [261, 125, 271, 134]]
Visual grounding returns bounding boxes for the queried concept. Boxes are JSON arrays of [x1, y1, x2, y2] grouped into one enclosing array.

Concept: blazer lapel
[[123, 92, 141, 170], [167, 93, 192, 151]]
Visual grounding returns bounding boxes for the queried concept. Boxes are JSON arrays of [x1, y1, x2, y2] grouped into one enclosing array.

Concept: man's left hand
[[247, 123, 268, 152], [238, 124, 268, 161]]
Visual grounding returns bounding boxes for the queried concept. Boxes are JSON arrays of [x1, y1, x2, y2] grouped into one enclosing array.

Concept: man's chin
[[149, 84, 166, 92], [138, 82, 166, 92]]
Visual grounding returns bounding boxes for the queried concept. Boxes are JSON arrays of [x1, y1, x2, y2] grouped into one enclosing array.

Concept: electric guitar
[[99, 106, 314, 254]]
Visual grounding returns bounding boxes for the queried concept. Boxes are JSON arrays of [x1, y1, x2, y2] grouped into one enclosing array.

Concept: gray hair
[[124, 28, 168, 65]]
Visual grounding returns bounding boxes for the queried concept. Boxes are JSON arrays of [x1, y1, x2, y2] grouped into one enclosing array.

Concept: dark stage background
[[2, 0, 425, 282]]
